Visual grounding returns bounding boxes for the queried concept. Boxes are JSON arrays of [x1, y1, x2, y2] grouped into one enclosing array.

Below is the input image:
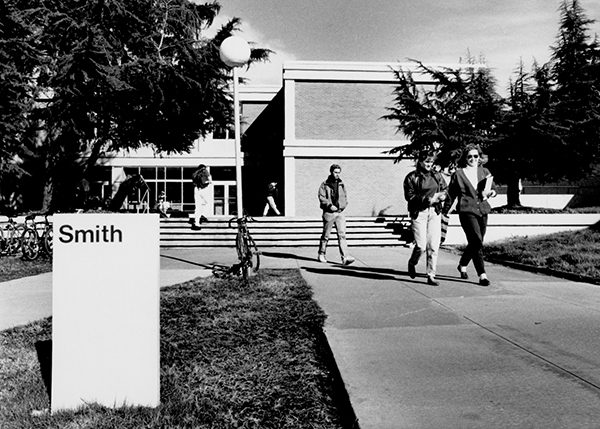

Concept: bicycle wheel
[[43, 226, 53, 254], [247, 235, 260, 273], [21, 227, 40, 260], [9, 224, 25, 255], [235, 232, 250, 279], [0, 226, 7, 255]]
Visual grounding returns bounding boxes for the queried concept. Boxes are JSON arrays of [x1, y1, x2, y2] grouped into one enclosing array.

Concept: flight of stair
[[160, 216, 412, 248]]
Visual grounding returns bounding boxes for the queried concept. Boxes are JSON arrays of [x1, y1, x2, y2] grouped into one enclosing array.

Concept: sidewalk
[[3, 247, 600, 428]]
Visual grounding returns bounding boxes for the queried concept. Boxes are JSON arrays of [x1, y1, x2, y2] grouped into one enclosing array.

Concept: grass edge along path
[[481, 222, 600, 284], [0, 269, 356, 429]]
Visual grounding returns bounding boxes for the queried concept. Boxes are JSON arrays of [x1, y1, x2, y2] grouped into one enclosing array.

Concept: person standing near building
[[263, 182, 281, 216], [446, 144, 497, 286], [317, 164, 355, 265], [404, 150, 448, 286], [191, 164, 213, 230]]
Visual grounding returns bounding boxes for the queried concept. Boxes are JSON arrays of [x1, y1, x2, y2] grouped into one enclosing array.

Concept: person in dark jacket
[[446, 144, 497, 286], [403, 150, 448, 286], [317, 164, 355, 265]]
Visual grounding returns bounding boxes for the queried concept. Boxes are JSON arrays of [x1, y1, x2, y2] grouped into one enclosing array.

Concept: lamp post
[[219, 36, 251, 217]]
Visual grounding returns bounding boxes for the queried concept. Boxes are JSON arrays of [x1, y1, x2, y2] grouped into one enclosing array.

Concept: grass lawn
[[483, 222, 600, 280], [0, 269, 349, 428], [0, 255, 52, 282]]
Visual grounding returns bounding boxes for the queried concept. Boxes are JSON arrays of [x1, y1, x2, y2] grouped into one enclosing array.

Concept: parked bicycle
[[21, 213, 53, 261], [0, 217, 26, 256], [213, 214, 260, 280]]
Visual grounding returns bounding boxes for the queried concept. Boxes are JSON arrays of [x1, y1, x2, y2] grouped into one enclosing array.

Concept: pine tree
[[384, 57, 501, 168], [2, 0, 270, 211], [548, 0, 600, 179]]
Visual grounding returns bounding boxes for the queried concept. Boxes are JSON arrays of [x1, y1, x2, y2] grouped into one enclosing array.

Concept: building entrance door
[[213, 181, 237, 216]]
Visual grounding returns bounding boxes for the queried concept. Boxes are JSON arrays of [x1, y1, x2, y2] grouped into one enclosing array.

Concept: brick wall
[[294, 158, 413, 216], [295, 82, 399, 140]]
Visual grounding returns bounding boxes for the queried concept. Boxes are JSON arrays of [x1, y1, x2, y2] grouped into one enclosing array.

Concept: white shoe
[[342, 256, 355, 265], [317, 254, 328, 263]]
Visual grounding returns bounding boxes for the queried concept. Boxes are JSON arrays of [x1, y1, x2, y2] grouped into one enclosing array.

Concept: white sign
[[51, 214, 160, 412]]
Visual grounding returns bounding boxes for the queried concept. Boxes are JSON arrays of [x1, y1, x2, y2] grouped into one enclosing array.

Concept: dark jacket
[[404, 169, 448, 219], [446, 167, 496, 216], [318, 176, 348, 212]]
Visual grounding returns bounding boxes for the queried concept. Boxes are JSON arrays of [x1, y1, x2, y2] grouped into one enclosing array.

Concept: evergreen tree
[[548, 0, 600, 179], [2, 0, 270, 211], [384, 58, 501, 169], [0, 0, 41, 212]]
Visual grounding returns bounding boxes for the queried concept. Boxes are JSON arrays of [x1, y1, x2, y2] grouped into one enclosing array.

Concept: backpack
[[192, 169, 210, 189]]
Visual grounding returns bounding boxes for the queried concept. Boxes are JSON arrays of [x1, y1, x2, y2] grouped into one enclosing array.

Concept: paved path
[[3, 247, 600, 428]]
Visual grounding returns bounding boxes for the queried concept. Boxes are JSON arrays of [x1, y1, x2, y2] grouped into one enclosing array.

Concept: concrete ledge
[[444, 213, 600, 245]]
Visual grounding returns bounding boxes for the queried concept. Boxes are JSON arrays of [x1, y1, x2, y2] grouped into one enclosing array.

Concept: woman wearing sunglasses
[[446, 144, 497, 286]]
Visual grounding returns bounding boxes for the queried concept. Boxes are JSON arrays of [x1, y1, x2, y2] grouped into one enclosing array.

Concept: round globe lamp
[[219, 36, 251, 67]]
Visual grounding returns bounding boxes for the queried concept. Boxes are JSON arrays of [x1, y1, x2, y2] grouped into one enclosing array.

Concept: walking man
[[317, 164, 355, 265]]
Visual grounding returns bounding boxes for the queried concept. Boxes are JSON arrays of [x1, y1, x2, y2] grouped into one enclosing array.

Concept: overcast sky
[[209, 0, 600, 96]]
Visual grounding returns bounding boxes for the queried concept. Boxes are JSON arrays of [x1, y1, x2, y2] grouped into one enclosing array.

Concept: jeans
[[409, 207, 442, 277], [318, 211, 348, 258], [459, 213, 488, 275]]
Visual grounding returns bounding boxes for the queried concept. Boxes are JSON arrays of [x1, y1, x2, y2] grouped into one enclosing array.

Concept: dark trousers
[[459, 213, 488, 275]]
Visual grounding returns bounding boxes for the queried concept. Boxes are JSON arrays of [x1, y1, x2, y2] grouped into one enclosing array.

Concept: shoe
[[342, 256, 355, 265], [479, 277, 490, 286], [408, 263, 416, 279], [457, 265, 468, 279], [191, 224, 201, 231], [200, 215, 208, 223], [317, 254, 328, 263], [427, 276, 439, 286]]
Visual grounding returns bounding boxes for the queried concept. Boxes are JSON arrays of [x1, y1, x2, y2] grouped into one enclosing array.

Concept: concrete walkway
[[3, 247, 600, 428]]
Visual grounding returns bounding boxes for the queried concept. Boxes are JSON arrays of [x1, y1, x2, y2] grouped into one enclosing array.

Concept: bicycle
[[213, 214, 260, 280], [21, 213, 53, 261], [0, 217, 26, 256]]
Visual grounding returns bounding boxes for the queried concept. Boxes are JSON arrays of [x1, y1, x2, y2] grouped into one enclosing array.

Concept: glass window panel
[[166, 182, 181, 203], [157, 168, 165, 180], [183, 168, 195, 180], [124, 167, 138, 176], [140, 167, 156, 180], [166, 167, 181, 180], [214, 185, 225, 216], [228, 185, 237, 215], [210, 166, 235, 181], [183, 182, 194, 207]]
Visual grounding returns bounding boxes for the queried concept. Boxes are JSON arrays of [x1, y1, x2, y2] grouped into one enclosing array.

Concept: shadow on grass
[[160, 253, 227, 270]]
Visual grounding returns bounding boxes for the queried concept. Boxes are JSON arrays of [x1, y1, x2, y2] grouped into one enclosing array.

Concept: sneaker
[[200, 215, 208, 223], [342, 256, 355, 265], [191, 224, 201, 231], [457, 265, 468, 279], [408, 262, 416, 279], [479, 277, 491, 286], [427, 276, 439, 286], [317, 254, 328, 263]]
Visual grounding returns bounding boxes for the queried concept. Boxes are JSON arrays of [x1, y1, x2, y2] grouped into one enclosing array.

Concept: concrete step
[[159, 216, 411, 248]]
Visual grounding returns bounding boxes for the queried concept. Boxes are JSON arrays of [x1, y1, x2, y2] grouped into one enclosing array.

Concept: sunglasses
[[467, 154, 479, 159]]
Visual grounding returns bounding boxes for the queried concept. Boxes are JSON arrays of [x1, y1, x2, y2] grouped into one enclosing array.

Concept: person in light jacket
[[317, 164, 355, 265], [446, 144, 497, 286], [403, 150, 448, 286]]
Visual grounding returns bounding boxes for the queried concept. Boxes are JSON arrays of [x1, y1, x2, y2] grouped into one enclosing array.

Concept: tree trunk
[[506, 175, 522, 208]]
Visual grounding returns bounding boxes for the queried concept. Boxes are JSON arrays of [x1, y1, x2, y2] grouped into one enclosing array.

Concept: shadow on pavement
[[261, 251, 317, 263], [303, 264, 480, 287]]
